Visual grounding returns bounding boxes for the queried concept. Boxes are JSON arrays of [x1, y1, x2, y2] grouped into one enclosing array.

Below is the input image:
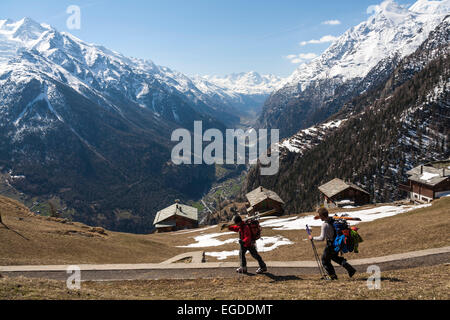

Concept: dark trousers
[[322, 244, 353, 276], [239, 242, 266, 268]]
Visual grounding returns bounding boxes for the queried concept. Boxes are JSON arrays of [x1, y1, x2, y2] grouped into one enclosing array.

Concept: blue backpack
[[328, 219, 355, 254]]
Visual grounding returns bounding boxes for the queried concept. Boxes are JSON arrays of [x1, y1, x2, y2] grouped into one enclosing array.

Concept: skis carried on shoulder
[[332, 215, 361, 221], [220, 209, 278, 230], [306, 224, 331, 281]]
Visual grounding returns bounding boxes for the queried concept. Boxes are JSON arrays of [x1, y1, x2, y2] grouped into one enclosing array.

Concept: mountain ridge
[[1, 17, 276, 126], [257, 0, 450, 138]]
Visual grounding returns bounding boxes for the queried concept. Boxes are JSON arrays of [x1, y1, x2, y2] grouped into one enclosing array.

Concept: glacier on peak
[[285, 0, 450, 91], [194, 71, 287, 96]]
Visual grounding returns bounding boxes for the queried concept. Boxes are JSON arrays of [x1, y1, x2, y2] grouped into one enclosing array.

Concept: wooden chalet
[[245, 186, 285, 216], [153, 200, 198, 233], [399, 161, 450, 203], [319, 178, 370, 208]]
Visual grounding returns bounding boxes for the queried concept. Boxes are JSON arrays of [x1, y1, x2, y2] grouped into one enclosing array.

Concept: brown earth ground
[[0, 264, 449, 300], [0, 196, 449, 266]]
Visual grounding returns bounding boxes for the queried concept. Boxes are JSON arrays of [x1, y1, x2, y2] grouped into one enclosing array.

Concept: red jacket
[[229, 222, 253, 248]]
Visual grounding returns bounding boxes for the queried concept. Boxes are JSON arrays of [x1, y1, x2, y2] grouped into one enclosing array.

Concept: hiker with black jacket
[[223, 215, 267, 274], [308, 208, 356, 280]]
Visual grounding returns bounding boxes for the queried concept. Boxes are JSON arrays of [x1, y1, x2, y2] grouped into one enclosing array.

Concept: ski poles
[[306, 224, 330, 280]]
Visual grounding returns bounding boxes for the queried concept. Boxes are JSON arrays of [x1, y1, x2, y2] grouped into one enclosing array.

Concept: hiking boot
[[320, 274, 337, 280], [344, 263, 357, 278], [236, 267, 247, 274], [256, 267, 267, 274], [348, 267, 356, 278]]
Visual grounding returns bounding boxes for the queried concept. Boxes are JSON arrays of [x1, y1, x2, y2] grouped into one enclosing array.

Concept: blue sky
[[1, 0, 413, 77]]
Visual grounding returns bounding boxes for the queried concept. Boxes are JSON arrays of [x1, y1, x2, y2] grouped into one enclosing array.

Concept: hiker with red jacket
[[308, 208, 356, 280], [224, 215, 267, 274]]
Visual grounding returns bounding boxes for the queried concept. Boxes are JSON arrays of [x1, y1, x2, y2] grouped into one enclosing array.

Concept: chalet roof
[[153, 202, 198, 225], [318, 178, 369, 199], [406, 165, 449, 187], [246, 186, 284, 207]]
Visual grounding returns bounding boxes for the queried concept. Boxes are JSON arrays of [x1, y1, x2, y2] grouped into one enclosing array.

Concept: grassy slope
[[1, 264, 449, 300], [0, 196, 185, 265]]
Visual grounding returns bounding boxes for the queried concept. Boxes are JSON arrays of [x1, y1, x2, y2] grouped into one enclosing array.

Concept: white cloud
[[285, 53, 318, 64], [367, 4, 380, 14], [322, 19, 341, 25], [300, 35, 339, 46], [367, 0, 408, 15]]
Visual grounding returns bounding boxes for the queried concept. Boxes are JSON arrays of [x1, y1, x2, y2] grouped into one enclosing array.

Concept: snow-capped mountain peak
[[0, 18, 48, 62], [287, 0, 450, 89], [190, 71, 287, 115], [1, 16, 280, 130], [0, 17, 49, 43], [257, 0, 450, 138], [195, 71, 287, 96], [13, 17, 48, 42]]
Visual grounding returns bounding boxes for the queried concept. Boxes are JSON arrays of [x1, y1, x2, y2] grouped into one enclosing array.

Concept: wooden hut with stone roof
[[399, 160, 450, 203], [245, 186, 285, 216], [153, 200, 198, 233], [318, 178, 370, 208]]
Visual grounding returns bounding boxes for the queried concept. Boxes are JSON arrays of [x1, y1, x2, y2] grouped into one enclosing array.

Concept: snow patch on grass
[[178, 232, 237, 248], [260, 204, 432, 231], [205, 236, 293, 260]]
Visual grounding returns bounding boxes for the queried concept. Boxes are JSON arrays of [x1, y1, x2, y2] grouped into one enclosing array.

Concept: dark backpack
[[328, 219, 355, 254], [246, 219, 262, 241]]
